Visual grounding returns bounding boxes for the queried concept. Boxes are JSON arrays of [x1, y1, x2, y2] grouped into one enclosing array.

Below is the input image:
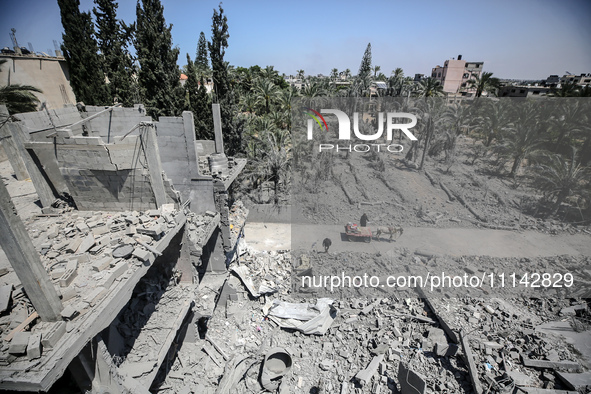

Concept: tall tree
[[195, 31, 209, 72], [93, 0, 136, 106], [135, 0, 182, 118], [208, 4, 243, 155], [357, 43, 372, 79], [58, 0, 110, 105], [354, 43, 372, 97], [208, 4, 230, 102]]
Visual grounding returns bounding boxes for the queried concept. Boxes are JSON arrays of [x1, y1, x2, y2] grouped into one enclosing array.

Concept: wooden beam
[[0, 179, 62, 321], [3, 312, 38, 341]]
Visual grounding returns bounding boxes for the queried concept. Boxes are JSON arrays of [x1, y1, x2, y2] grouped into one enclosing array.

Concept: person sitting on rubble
[[360, 213, 368, 227], [322, 238, 332, 253]]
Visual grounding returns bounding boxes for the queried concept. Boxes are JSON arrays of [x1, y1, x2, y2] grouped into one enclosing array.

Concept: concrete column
[[181, 111, 200, 179], [0, 178, 63, 321], [141, 124, 167, 208], [212, 104, 224, 154], [0, 105, 29, 180], [7, 122, 56, 207]]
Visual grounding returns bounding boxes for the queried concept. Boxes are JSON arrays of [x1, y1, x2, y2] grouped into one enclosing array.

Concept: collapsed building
[[0, 103, 248, 392]]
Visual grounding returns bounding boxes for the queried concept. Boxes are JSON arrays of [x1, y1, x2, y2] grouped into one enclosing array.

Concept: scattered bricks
[[76, 233, 95, 253], [132, 247, 152, 262], [66, 237, 82, 253], [59, 267, 78, 287], [47, 226, 59, 239], [26, 333, 42, 360], [147, 209, 160, 216], [83, 287, 107, 306], [92, 256, 113, 272], [60, 286, 76, 302], [8, 332, 30, 355], [139, 215, 151, 223], [76, 222, 90, 233], [40, 321, 66, 349], [125, 226, 137, 236]]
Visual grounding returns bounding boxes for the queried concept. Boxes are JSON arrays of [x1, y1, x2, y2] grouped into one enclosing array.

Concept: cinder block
[[8, 332, 30, 355], [59, 267, 77, 287], [26, 333, 42, 360]]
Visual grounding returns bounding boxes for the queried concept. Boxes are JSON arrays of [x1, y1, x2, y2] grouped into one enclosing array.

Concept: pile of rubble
[[143, 245, 591, 394], [0, 205, 184, 364]]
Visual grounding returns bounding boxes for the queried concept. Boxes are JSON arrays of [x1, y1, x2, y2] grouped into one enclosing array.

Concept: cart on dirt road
[[344, 223, 372, 243]]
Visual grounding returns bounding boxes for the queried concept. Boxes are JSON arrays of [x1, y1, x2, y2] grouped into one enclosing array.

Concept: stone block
[[26, 333, 42, 360], [8, 332, 30, 355]]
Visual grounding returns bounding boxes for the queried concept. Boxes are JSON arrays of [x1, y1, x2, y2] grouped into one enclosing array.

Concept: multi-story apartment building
[[431, 54, 483, 94]]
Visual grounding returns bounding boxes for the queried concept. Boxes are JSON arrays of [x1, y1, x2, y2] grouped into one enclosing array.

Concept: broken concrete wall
[[27, 133, 176, 211], [84, 105, 151, 142], [14, 106, 83, 136], [156, 112, 216, 213]]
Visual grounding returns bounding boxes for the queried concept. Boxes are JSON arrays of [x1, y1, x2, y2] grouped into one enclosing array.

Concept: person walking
[[360, 213, 368, 227]]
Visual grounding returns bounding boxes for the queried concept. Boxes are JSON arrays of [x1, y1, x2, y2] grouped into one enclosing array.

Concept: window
[[520, 89, 526, 94], [463, 73, 469, 78], [532, 91, 539, 95]]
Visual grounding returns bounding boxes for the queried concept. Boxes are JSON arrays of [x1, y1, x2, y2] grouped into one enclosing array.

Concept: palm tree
[[253, 78, 280, 115], [467, 72, 500, 97], [250, 130, 291, 204], [296, 69, 305, 81], [473, 100, 513, 146], [531, 147, 590, 216], [373, 65, 381, 78], [495, 103, 544, 176], [343, 69, 351, 80], [416, 77, 444, 97], [0, 59, 42, 114]]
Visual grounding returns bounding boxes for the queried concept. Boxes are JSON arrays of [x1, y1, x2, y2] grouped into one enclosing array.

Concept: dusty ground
[[246, 222, 591, 258]]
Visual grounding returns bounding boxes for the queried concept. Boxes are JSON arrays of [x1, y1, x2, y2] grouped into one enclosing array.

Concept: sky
[[1, 0, 590, 80]]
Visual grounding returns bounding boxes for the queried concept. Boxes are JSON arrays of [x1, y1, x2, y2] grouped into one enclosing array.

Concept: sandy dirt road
[[244, 222, 591, 257]]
